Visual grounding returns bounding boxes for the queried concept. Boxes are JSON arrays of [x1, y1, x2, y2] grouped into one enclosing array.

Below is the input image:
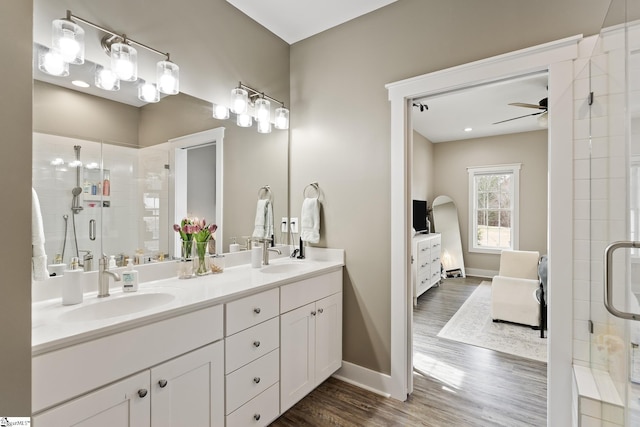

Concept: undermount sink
[[59, 292, 176, 322], [260, 262, 307, 274]]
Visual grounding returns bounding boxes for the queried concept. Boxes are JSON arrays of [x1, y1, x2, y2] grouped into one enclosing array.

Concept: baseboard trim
[[465, 268, 496, 278], [332, 361, 392, 398]]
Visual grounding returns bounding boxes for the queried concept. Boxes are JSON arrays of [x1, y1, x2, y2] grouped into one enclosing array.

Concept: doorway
[[387, 36, 580, 425]]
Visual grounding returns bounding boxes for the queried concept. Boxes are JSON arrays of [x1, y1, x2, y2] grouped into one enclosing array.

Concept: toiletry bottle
[[229, 237, 240, 253], [103, 171, 110, 196], [62, 260, 83, 305], [108, 255, 116, 269], [122, 259, 139, 292]]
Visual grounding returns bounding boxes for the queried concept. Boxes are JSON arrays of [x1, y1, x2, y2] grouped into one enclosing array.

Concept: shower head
[[71, 187, 83, 213]]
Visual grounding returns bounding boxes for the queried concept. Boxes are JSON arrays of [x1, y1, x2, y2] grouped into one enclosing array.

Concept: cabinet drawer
[[430, 237, 441, 249], [226, 317, 279, 374], [226, 288, 279, 336], [226, 349, 279, 414], [281, 270, 342, 313], [226, 383, 279, 427]]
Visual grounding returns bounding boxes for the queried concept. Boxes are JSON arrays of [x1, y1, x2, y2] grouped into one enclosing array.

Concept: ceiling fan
[[493, 97, 548, 125]]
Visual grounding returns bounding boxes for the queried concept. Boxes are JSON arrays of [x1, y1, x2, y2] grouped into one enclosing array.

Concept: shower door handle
[[89, 219, 96, 241], [604, 241, 640, 321]]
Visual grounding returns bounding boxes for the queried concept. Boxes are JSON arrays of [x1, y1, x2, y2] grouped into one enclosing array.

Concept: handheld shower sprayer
[[71, 145, 83, 213]]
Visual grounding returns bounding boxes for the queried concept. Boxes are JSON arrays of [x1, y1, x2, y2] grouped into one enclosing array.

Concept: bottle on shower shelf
[[103, 171, 110, 196]]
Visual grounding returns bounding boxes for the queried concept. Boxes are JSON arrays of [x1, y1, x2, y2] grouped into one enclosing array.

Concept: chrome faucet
[[98, 255, 121, 298], [252, 238, 281, 265]]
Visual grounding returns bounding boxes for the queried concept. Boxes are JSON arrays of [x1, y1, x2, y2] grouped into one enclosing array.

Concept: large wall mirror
[[31, 1, 289, 271]]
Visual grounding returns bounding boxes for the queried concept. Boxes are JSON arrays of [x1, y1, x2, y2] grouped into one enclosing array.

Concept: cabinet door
[[280, 302, 315, 413], [32, 371, 150, 427], [315, 292, 343, 384], [151, 341, 224, 427]]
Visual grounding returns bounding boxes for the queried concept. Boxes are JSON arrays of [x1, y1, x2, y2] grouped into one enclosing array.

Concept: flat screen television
[[412, 199, 429, 234]]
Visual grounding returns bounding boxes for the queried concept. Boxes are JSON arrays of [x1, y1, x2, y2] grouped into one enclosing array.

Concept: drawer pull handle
[[138, 389, 148, 398], [254, 307, 261, 314], [318, 308, 324, 314], [253, 340, 261, 347], [254, 414, 261, 421], [311, 311, 316, 316], [253, 377, 261, 384], [158, 379, 168, 388]]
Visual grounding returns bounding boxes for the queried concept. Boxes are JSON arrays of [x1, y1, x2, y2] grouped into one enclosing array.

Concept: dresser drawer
[[226, 317, 279, 374], [226, 349, 279, 414], [226, 288, 279, 336], [226, 383, 279, 427]]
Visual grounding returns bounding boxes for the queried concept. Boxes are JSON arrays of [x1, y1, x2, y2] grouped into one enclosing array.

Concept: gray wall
[[412, 130, 435, 203], [433, 130, 549, 273], [1, 0, 32, 415], [289, 0, 609, 374]]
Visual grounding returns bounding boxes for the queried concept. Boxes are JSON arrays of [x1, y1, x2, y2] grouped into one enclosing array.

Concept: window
[[468, 164, 520, 254]]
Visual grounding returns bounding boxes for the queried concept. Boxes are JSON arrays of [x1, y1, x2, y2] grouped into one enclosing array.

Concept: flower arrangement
[[173, 217, 217, 276]]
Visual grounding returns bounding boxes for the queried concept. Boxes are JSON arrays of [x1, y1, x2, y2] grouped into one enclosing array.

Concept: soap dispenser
[[122, 259, 139, 292]]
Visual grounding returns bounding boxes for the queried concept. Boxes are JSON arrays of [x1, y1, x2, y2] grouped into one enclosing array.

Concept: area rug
[[437, 281, 547, 362]]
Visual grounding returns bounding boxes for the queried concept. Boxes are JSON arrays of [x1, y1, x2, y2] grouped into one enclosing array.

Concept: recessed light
[[464, 127, 473, 132], [71, 80, 90, 88]]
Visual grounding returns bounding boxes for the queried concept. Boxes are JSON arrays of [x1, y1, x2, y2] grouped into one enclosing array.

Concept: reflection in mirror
[[432, 195, 466, 278], [32, 83, 288, 271], [33, 133, 169, 269]]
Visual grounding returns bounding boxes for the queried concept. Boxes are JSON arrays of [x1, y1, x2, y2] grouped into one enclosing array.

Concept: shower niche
[[82, 167, 111, 208]]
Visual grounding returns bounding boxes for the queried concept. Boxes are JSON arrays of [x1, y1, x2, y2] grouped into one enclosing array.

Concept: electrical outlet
[[281, 217, 288, 233], [290, 217, 299, 233]]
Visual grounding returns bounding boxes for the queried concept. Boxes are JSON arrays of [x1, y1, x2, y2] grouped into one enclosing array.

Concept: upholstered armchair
[[491, 250, 541, 328]]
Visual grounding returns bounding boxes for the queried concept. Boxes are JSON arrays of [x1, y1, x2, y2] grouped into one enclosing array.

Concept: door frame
[[386, 35, 580, 426]]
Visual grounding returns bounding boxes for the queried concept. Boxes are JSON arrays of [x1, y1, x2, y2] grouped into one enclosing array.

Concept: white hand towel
[[32, 188, 49, 281], [252, 199, 274, 240], [301, 197, 320, 243]]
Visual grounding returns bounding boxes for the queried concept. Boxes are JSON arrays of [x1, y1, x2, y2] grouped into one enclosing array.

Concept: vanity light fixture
[[47, 10, 180, 101], [222, 82, 289, 133], [213, 104, 230, 120]]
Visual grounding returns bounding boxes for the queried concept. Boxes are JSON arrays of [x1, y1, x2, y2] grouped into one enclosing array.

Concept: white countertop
[[32, 248, 344, 355]]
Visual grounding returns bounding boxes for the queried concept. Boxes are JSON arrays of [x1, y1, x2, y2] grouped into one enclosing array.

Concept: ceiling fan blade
[[493, 110, 544, 125], [508, 102, 544, 109]]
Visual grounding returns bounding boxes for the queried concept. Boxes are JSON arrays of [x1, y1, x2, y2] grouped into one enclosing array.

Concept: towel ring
[[303, 182, 319, 198], [258, 185, 273, 201]]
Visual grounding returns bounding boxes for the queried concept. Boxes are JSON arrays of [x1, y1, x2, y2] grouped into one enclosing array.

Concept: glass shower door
[[588, 1, 640, 424]]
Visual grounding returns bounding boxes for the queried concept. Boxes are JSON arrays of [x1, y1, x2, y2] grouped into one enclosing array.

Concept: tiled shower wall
[[32, 133, 168, 269]]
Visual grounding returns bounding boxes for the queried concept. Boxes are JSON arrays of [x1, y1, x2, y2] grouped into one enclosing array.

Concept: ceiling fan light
[[111, 42, 137, 81], [52, 18, 84, 64]]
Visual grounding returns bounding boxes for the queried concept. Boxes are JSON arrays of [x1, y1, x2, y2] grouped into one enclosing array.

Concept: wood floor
[[271, 277, 548, 427]]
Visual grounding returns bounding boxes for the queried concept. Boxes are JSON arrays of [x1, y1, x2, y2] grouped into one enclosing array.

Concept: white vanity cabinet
[[279, 270, 343, 413], [32, 371, 150, 426], [33, 342, 223, 427], [224, 288, 281, 427], [32, 305, 225, 426], [412, 233, 441, 306]]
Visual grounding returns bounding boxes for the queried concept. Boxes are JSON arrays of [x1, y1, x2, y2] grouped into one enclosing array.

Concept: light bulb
[[237, 113, 252, 127], [111, 42, 137, 82], [255, 98, 270, 123], [157, 60, 179, 95], [52, 18, 84, 64], [274, 107, 289, 130], [38, 49, 68, 76], [230, 88, 248, 114], [138, 81, 159, 103], [213, 104, 229, 120], [257, 119, 272, 134], [95, 67, 120, 91]]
